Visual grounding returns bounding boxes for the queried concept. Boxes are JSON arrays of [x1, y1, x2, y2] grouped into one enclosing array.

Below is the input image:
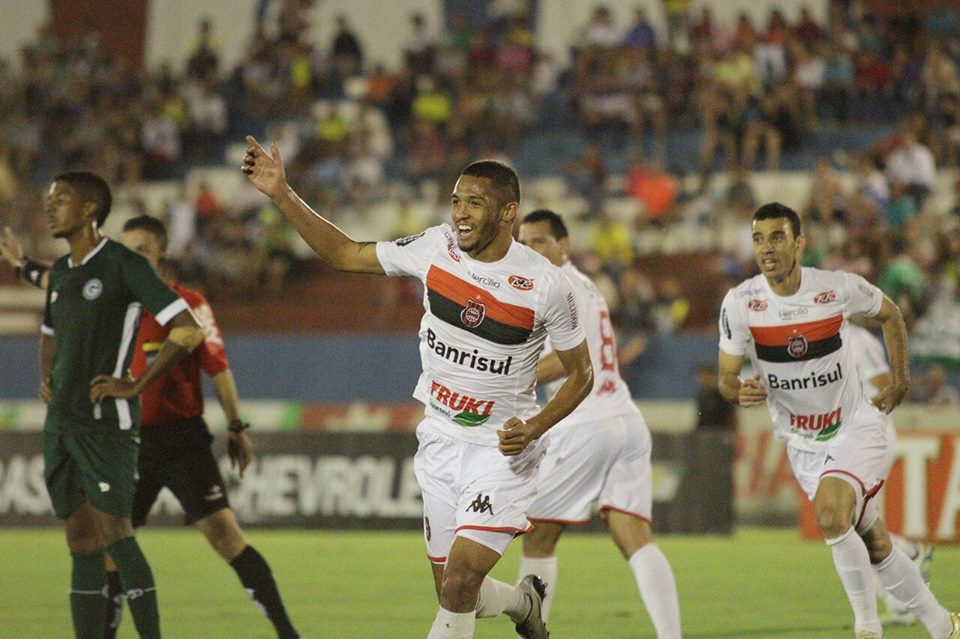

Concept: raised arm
[[870, 294, 909, 413], [2, 227, 49, 289], [498, 339, 593, 456], [241, 135, 384, 274]]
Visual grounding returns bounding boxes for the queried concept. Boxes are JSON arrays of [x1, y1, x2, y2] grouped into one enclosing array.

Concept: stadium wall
[[0, 333, 717, 401]]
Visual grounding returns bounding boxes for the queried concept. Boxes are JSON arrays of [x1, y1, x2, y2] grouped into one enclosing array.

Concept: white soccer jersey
[[719, 267, 884, 451], [377, 225, 585, 445], [543, 262, 639, 426], [847, 324, 891, 398]]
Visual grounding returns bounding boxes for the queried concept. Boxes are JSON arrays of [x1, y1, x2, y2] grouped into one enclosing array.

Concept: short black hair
[[753, 202, 802, 238], [54, 171, 112, 227], [522, 209, 568, 240], [123, 215, 169, 252], [460, 160, 521, 209]]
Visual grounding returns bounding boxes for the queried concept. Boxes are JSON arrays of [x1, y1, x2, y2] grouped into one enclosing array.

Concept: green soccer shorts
[[43, 414, 140, 519]]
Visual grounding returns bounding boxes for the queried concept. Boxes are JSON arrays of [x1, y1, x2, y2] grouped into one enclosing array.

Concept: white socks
[[628, 544, 682, 639], [826, 527, 881, 636], [875, 547, 953, 638], [517, 555, 558, 622], [427, 607, 475, 639], [474, 577, 528, 622]]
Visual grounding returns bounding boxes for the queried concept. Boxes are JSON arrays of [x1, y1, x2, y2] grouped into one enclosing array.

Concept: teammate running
[[242, 136, 593, 639], [848, 322, 935, 627], [516, 209, 681, 638], [717, 202, 958, 639]]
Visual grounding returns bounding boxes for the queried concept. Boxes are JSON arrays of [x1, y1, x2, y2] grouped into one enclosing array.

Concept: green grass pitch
[[1, 527, 956, 638]]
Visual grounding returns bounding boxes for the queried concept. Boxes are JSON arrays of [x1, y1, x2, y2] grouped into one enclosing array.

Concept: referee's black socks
[[230, 545, 300, 639]]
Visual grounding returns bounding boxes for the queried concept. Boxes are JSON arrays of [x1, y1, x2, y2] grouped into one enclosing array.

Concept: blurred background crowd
[[0, 0, 958, 401]]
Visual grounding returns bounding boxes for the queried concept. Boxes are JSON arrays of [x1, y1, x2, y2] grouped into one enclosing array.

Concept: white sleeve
[[539, 268, 585, 352], [842, 272, 884, 317], [718, 289, 751, 356], [375, 225, 446, 280]]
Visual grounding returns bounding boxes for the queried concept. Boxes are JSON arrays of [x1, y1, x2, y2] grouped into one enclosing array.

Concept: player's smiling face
[[450, 175, 510, 257], [46, 181, 93, 239], [752, 217, 804, 284]]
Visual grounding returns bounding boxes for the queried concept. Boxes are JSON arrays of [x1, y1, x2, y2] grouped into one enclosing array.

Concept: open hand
[[1, 227, 24, 268], [228, 431, 254, 478], [241, 135, 286, 200]]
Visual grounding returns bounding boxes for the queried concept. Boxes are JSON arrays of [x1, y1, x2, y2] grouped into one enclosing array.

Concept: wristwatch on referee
[[228, 419, 250, 433]]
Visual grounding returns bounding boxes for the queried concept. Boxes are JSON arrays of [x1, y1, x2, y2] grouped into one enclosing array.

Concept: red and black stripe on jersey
[[749, 314, 843, 363], [426, 266, 535, 345]]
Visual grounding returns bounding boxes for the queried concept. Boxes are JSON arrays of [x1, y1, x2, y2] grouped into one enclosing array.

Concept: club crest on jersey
[[508, 275, 534, 291], [813, 290, 837, 304], [83, 278, 103, 301], [460, 299, 486, 328], [747, 298, 767, 312], [787, 334, 808, 358]]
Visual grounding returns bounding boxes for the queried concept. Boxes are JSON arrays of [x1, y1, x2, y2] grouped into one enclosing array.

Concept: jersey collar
[[67, 236, 109, 268]]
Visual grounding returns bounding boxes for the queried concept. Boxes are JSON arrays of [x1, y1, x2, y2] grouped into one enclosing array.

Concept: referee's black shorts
[[131, 417, 230, 528]]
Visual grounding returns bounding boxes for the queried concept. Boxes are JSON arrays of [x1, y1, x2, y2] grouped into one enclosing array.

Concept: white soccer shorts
[[788, 403, 891, 531], [413, 417, 545, 562], [527, 411, 653, 525]]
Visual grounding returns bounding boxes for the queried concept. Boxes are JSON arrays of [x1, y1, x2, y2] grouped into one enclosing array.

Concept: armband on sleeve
[[15, 257, 48, 288], [168, 326, 204, 351]]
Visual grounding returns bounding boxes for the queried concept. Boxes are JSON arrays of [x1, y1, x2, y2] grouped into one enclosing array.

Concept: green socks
[[106, 537, 161, 639], [70, 549, 107, 639]]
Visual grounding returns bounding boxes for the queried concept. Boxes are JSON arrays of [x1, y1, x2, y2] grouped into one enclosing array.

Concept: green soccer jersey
[[42, 238, 187, 431]]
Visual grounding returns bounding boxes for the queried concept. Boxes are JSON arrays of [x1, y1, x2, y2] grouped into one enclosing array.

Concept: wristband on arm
[[228, 419, 250, 433], [14, 257, 48, 288]]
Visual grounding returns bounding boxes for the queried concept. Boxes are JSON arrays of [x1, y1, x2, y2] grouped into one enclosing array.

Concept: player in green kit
[[39, 171, 204, 639]]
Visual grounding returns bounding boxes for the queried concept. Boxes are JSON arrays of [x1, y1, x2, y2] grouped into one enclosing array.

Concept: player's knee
[[523, 527, 559, 557], [440, 566, 485, 608], [814, 503, 852, 539], [65, 525, 102, 553]]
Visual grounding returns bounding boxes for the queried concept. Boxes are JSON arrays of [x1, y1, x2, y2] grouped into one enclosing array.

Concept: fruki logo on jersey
[[430, 381, 495, 427], [747, 298, 768, 312], [460, 299, 486, 328], [813, 290, 838, 304], [508, 275, 534, 291], [790, 407, 843, 442]]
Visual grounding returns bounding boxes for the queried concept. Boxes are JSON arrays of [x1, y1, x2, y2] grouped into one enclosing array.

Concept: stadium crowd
[[0, 0, 958, 380]]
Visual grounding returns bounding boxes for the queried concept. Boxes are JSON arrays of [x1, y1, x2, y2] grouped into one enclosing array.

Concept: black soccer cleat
[[515, 574, 550, 639]]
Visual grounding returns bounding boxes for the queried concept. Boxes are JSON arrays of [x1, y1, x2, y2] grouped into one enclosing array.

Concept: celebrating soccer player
[[243, 135, 593, 639], [717, 202, 959, 639]]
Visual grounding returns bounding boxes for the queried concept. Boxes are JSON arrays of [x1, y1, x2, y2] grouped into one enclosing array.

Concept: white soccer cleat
[[947, 611, 960, 639], [855, 631, 883, 639], [515, 575, 550, 639]]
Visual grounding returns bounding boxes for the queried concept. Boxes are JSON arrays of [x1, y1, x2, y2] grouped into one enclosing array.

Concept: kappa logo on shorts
[[98, 482, 110, 493], [83, 278, 103, 301], [203, 485, 224, 502], [466, 493, 494, 515]]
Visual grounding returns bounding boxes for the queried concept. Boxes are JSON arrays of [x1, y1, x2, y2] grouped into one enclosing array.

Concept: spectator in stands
[[627, 158, 676, 227], [877, 234, 929, 326], [695, 360, 736, 430], [141, 99, 181, 180], [331, 14, 364, 76], [580, 5, 623, 50], [651, 277, 690, 333], [885, 128, 936, 209], [404, 12, 437, 75], [623, 7, 657, 51], [910, 365, 960, 407], [590, 211, 634, 276], [564, 141, 607, 214], [795, 6, 823, 43], [661, 0, 690, 51], [921, 43, 960, 112], [885, 181, 918, 232], [187, 17, 219, 81]]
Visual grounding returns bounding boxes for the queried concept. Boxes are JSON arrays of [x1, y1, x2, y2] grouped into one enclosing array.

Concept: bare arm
[[536, 351, 565, 385], [718, 349, 767, 407], [498, 340, 593, 456], [39, 333, 55, 403], [871, 295, 910, 413], [2, 227, 49, 289], [212, 368, 254, 477], [241, 136, 384, 274], [90, 309, 203, 401]]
